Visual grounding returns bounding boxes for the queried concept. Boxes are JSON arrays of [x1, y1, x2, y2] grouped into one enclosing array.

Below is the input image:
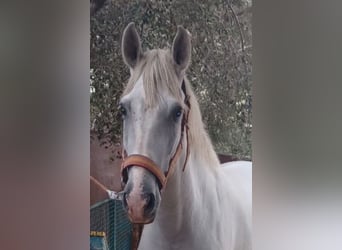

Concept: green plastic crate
[[90, 199, 132, 250]]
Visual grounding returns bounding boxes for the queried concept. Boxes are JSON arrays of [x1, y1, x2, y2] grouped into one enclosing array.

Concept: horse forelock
[[123, 49, 182, 107]]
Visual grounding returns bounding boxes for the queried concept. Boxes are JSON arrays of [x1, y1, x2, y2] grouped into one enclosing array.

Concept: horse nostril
[[144, 193, 155, 213]]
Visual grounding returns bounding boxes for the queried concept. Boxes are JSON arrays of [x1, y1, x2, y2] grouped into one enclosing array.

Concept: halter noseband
[[121, 80, 190, 191]]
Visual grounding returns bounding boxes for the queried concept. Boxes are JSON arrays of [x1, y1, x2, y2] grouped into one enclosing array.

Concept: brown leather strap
[[182, 95, 191, 172], [165, 124, 186, 185], [166, 92, 191, 177], [182, 124, 190, 171], [131, 224, 144, 250], [121, 154, 166, 189]]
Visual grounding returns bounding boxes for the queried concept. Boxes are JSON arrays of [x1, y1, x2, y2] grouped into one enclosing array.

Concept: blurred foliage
[[91, 0, 252, 159]]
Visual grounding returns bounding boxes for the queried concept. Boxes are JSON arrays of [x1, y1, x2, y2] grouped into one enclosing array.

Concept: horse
[[119, 22, 252, 250]]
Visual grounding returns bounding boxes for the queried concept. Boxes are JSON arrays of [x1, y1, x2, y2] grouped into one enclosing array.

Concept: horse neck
[[154, 86, 224, 237], [155, 138, 221, 238]]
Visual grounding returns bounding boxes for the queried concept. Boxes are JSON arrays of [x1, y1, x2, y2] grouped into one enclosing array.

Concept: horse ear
[[122, 22, 142, 69], [172, 26, 191, 73]]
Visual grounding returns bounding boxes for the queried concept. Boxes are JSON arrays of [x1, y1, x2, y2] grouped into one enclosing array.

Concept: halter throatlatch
[[120, 80, 191, 191]]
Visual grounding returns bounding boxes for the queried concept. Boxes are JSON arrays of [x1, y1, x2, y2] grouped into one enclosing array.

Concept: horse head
[[119, 23, 191, 224]]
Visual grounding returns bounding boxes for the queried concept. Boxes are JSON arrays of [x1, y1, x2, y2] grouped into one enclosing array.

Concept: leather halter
[[121, 80, 191, 191]]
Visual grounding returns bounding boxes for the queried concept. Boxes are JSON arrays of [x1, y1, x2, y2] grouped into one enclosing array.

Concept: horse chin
[[128, 214, 156, 224]]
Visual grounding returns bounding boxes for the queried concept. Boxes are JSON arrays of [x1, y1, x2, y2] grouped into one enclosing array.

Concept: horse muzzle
[[120, 154, 165, 224], [122, 186, 159, 224], [120, 152, 183, 224]]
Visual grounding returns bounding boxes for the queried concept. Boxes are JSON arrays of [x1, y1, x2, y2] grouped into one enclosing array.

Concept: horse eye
[[118, 105, 127, 117], [174, 107, 183, 119]]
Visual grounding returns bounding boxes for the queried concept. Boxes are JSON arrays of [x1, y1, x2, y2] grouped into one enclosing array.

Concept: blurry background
[[90, 0, 252, 159]]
